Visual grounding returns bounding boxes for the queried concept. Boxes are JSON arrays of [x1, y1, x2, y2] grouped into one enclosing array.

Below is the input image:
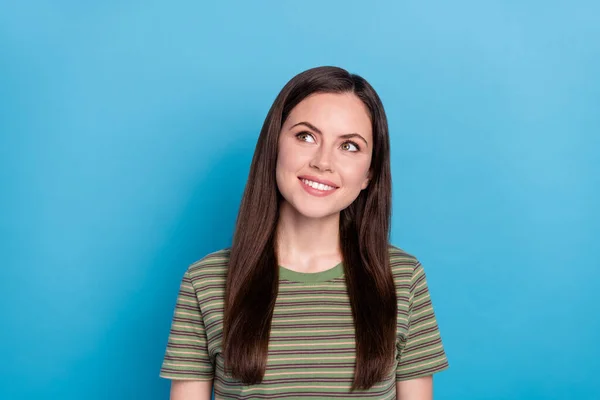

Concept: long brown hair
[[223, 66, 396, 390]]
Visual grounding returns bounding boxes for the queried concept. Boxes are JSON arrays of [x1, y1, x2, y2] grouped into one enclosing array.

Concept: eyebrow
[[290, 121, 369, 147]]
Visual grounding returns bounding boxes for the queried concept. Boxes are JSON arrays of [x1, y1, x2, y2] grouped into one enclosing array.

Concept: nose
[[309, 146, 333, 172]]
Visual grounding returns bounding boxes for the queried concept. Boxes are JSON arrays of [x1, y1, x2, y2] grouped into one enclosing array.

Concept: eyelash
[[295, 131, 361, 152]]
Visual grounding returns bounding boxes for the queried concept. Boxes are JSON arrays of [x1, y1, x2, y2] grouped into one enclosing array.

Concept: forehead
[[284, 92, 372, 136]]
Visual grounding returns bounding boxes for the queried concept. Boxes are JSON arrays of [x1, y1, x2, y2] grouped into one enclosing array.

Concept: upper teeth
[[301, 179, 335, 191]]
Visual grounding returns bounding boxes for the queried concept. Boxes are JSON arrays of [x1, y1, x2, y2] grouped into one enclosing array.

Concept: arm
[[160, 270, 215, 395], [395, 260, 448, 397], [396, 376, 433, 400], [170, 380, 213, 400]]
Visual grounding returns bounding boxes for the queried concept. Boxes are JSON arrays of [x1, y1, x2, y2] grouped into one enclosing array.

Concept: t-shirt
[[160, 245, 449, 399]]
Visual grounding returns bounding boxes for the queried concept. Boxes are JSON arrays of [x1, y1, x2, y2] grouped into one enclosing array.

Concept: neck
[[275, 201, 342, 273]]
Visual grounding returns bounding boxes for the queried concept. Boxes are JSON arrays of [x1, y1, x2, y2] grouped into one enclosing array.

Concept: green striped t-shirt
[[160, 245, 449, 399]]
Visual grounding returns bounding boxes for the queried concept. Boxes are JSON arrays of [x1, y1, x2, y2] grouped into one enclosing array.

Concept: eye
[[341, 141, 360, 152], [296, 131, 316, 143]]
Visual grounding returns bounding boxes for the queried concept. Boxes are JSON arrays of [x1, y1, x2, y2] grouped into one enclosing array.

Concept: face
[[275, 92, 373, 219]]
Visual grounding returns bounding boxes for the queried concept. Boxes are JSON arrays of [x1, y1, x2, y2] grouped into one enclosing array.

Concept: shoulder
[[387, 244, 422, 294], [185, 248, 231, 287], [388, 244, 420, 274]]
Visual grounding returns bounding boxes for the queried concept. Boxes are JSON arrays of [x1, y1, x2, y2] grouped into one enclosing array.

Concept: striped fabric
[[160, 246, 449, 399]]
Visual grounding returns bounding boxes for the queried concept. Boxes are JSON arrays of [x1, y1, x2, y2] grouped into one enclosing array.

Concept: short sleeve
[[159, 270, 214, 381], [396, 261, 449, 381]]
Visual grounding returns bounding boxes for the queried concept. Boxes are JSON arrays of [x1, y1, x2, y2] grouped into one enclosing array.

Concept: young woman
[[160, 66, 449, 399]]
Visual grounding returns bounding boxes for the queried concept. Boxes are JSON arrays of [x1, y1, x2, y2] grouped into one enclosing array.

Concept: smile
[[298, 176, 339, 197], [301, 178, 336, 191]]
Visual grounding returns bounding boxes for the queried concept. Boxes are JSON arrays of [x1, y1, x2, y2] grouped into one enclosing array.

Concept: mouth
[[298, 176, 339, 193]]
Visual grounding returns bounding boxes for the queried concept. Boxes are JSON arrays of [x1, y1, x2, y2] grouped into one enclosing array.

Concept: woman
[[160, 66, 449, 399]]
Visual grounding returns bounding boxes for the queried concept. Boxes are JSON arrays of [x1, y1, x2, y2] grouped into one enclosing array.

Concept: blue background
[[1, 1, 598, 399]]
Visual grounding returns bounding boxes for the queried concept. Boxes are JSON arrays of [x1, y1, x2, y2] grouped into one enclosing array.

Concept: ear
[[361, 171, 372, 190]]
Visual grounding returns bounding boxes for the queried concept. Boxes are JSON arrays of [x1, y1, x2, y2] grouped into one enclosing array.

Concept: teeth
[[301, 179, 335, 191]]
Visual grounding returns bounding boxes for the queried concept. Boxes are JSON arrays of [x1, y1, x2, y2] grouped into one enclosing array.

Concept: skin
[[275, 92, 372, 272], [170, 381, 212, 400], [397, 376, 433, 400], [170, 92, 433, 399]]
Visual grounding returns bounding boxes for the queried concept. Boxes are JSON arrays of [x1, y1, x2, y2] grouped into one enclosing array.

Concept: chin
[[286, 200, 341, 220]]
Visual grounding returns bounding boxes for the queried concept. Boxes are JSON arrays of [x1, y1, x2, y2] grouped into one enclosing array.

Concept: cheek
[[277, 141, 311, 172], [276, 142, 302, 190], [276, 148, 293, 180], [341, 160, 371, 186]]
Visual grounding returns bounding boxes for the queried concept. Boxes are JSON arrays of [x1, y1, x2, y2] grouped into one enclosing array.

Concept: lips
[[297, 175, 339, 188]]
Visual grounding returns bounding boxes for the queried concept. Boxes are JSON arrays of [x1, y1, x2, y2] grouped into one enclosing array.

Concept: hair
[[223, 66, 396, 390]]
